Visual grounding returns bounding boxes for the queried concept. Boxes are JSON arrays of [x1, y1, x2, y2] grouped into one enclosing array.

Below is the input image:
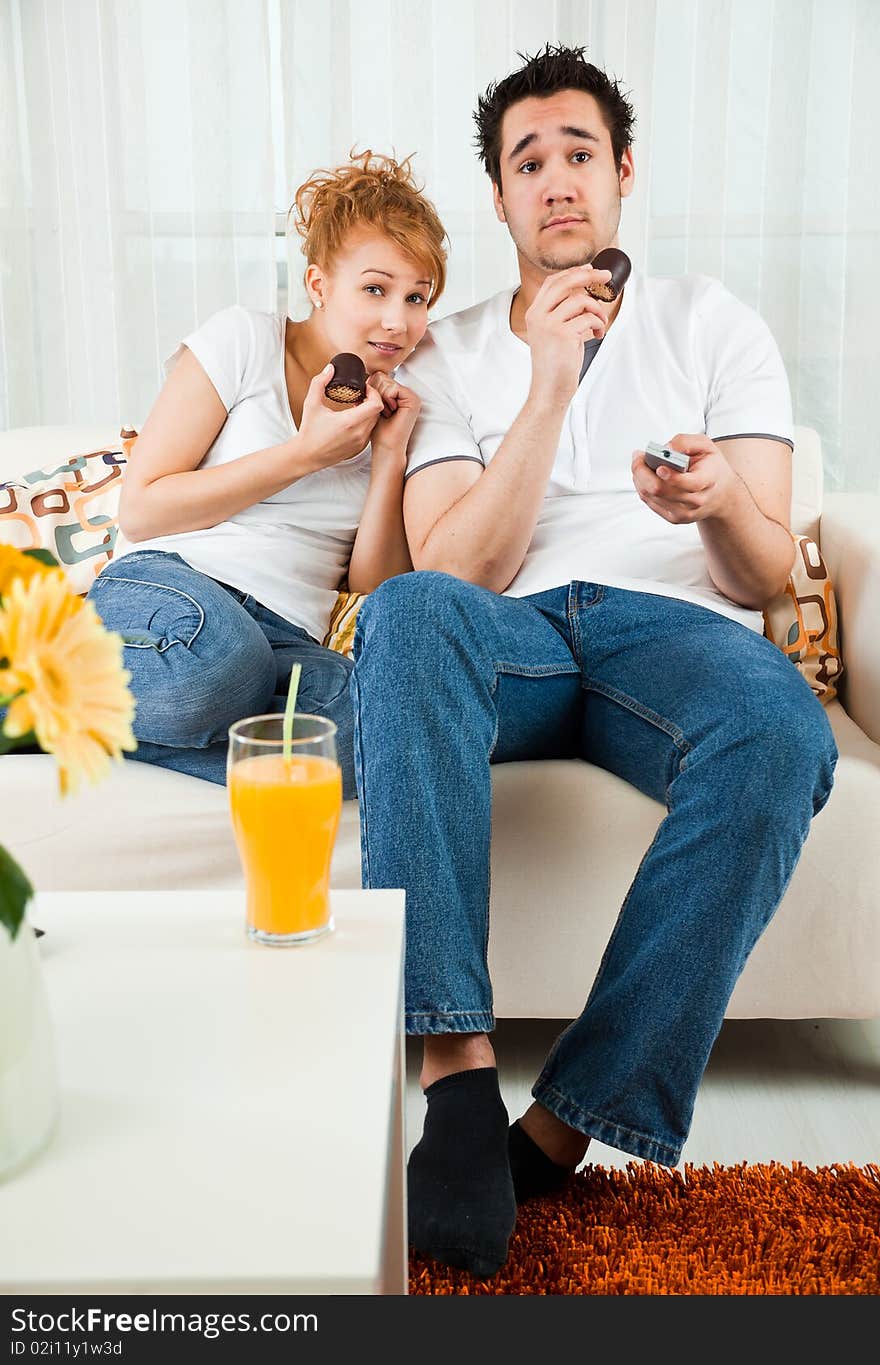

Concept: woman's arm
[[120, 348, 300, 541], [346, 374, 419, 593], [121, 351, 384, 543]]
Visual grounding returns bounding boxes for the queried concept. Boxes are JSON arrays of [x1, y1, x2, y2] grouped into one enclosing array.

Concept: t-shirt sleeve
[[395, 335, 484, 482], [698, 281, 794, 450], [163, 304, 256, 413]]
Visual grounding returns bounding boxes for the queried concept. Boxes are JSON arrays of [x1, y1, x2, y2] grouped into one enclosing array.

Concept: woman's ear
[[304, 262, 326, 311]]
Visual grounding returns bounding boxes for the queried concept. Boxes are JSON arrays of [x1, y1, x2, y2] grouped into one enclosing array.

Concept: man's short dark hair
[[473, 43, 636, 190]]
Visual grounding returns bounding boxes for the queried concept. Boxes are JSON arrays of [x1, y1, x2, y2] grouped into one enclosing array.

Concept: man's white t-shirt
[[397, 268, 794, 633], [113, 306, 372, 643]]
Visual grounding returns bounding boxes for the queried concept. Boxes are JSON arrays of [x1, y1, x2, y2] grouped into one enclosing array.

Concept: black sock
[[407, 1066, 516, 1278], [508, 1119, 576, 1204]]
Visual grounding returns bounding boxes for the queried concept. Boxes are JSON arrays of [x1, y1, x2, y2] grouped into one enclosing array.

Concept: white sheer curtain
[[2, 0, 877, 490], [279, 0, 879, 491], [0, 0, 277, 434]]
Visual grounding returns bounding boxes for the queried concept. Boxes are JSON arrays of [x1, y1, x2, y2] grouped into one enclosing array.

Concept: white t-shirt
[[397, 268, 794, 633], [113, 306, 372, 643]]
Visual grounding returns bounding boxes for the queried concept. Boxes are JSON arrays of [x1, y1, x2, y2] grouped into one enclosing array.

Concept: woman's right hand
[[296, 365, 385, 472]]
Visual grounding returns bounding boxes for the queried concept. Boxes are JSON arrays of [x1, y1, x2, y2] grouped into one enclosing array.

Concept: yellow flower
[[0, 571, 137, 795], [0, 545, 61, 598]]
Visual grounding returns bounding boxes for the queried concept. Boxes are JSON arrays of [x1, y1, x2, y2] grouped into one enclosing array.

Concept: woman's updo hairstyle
[[288, 149, 448, 307]]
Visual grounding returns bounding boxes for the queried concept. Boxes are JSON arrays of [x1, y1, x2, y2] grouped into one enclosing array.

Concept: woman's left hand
[[366, 372, 421, 460]]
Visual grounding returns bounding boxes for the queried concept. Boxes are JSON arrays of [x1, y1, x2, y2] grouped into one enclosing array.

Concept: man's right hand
[[296, 365, 385, 473], [525, 265, 613, 409]]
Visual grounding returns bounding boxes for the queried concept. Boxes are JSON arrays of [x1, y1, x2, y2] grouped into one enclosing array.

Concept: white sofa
[[2, 424, 879, 1020]]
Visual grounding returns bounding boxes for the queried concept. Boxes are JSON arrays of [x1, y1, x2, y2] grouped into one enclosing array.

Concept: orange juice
[[229, 752, 342, 941]]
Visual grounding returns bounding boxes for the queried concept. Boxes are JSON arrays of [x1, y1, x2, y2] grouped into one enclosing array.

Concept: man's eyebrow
[[507, 126, 600, 163], [360, 268, 432, 287]]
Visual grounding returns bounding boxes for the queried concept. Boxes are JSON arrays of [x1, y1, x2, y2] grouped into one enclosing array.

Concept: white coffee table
[[0, 889, 406, 1295]]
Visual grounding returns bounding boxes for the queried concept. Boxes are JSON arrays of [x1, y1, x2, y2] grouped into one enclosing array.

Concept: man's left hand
[[631, 434, 742, 523]]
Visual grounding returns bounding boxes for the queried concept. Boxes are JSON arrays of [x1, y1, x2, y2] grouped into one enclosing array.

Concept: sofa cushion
[[763, 535, 843, 704], [0, 429, 137, 595], [3, 697, 878, 1020]]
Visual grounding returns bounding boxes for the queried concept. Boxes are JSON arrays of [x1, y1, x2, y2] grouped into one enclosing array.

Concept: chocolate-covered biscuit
[[325, 352, 367, 405], [587, 248, 632, 302]]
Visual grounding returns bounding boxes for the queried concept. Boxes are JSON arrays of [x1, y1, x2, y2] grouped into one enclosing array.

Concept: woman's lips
[[369, 342, 401, 355]]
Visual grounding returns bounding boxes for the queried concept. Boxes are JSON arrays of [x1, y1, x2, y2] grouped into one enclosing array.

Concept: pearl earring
[[314, 299, 323, 310]]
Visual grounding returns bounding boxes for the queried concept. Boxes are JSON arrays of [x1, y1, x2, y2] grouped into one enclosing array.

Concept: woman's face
[[311, 228, 432, 373]]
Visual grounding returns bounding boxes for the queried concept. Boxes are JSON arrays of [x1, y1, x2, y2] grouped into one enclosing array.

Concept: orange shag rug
[[409, 1161, 880, 1295]]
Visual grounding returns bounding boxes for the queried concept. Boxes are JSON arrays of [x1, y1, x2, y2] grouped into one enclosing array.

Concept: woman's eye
[[364, 284, 383, 296], [407, 294, 427, 305]]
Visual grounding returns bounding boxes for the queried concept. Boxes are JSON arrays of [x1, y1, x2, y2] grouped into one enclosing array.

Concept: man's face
[[492, 90, 634, 274]]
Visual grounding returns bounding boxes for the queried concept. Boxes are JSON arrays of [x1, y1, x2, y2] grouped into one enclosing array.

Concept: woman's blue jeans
[[87, 550, 356, 798], [351, 571, 838, 1166]]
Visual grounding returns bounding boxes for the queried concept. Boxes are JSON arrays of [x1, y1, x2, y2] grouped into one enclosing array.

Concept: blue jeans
[[87, 550, 356, 798], [351, 572, 838, 1166]]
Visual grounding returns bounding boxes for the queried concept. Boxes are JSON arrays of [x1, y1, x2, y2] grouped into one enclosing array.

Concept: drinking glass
[[228, 714, 342, 945]]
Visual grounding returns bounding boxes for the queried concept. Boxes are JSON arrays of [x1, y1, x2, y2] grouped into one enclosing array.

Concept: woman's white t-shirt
[[113, 306, 372, 643], [397, 268, 794, 634]]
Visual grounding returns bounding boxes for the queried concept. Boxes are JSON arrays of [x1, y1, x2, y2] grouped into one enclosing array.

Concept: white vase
[[0, 918, 59, 1180]]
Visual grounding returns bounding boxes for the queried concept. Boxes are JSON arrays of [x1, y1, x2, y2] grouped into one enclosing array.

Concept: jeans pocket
[[90, 574, 206, 653]]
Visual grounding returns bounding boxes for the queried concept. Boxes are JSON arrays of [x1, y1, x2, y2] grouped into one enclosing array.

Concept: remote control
[[644, 441, 691, 474]]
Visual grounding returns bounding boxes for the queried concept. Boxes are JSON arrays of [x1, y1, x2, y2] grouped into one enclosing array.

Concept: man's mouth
[[369, 341, 402, 355], [544, 217, 586, 230]]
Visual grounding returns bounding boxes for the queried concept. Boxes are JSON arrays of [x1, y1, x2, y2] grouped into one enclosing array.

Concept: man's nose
[[542, 161, 580, 204], [543, 181, 577, 205]]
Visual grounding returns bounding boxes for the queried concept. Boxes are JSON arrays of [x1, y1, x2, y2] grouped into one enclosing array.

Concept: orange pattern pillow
[[763, 535, 842, 704], [0, 429, 138, 596]]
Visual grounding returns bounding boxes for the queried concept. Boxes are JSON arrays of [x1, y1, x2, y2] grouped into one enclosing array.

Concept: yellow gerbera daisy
[[0, 545, 61, 598], [0, 570, 137, 795]]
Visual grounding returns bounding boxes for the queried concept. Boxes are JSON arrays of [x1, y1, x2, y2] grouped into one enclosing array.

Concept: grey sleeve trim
[[404, 454, 485, 483], [711, 432, 795, 452]]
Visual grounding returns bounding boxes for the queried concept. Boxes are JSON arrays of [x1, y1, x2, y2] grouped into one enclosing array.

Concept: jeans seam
[[567, 581, 604, 667], [92, 575, 207, 650], [581, 676, 691, 754], [491, 661, 580, 678]]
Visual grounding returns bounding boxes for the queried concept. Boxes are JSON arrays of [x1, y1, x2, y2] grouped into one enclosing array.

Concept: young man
[[350, 45, 838, 1278]]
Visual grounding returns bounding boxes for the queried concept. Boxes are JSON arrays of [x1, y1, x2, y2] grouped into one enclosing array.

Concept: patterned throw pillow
[[323, 588, 366, 657], [762, 535, 843, 704], [0, 429, 138, 596]]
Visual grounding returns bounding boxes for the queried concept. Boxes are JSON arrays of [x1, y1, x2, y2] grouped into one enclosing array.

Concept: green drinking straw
[[282, 662, 302, 762]]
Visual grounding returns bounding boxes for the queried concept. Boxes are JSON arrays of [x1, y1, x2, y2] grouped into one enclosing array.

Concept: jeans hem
[[405, 1010, 496, 1035], [532, 1081, 683, 1168]]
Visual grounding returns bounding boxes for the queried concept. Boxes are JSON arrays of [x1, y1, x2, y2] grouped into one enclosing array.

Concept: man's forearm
[[418, 394, 568, 591], [699, 477, 796, 609]]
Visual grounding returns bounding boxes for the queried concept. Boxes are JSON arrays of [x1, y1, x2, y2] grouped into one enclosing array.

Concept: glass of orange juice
[[227, 714, 342, 946]]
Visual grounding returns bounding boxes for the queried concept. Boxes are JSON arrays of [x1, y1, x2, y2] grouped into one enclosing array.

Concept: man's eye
[[572, 151, 591, 163], [519, 160, 538, 174]]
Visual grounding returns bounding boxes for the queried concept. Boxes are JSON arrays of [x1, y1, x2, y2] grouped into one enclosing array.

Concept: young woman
[[89, 151, 447, 798]]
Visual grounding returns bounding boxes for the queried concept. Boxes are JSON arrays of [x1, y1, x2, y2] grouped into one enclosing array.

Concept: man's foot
[[508, 1119, 577, 1203], [408, 1067, 516, 1278], [508, 1103, 590, 1204]]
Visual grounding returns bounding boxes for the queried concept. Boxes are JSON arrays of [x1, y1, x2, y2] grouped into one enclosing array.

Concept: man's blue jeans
[[87, 550, 356, 797], [351, 572, 838, 1166]]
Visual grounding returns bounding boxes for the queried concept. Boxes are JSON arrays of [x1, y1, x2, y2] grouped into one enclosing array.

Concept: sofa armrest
[[819, 492, 880, 743]]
